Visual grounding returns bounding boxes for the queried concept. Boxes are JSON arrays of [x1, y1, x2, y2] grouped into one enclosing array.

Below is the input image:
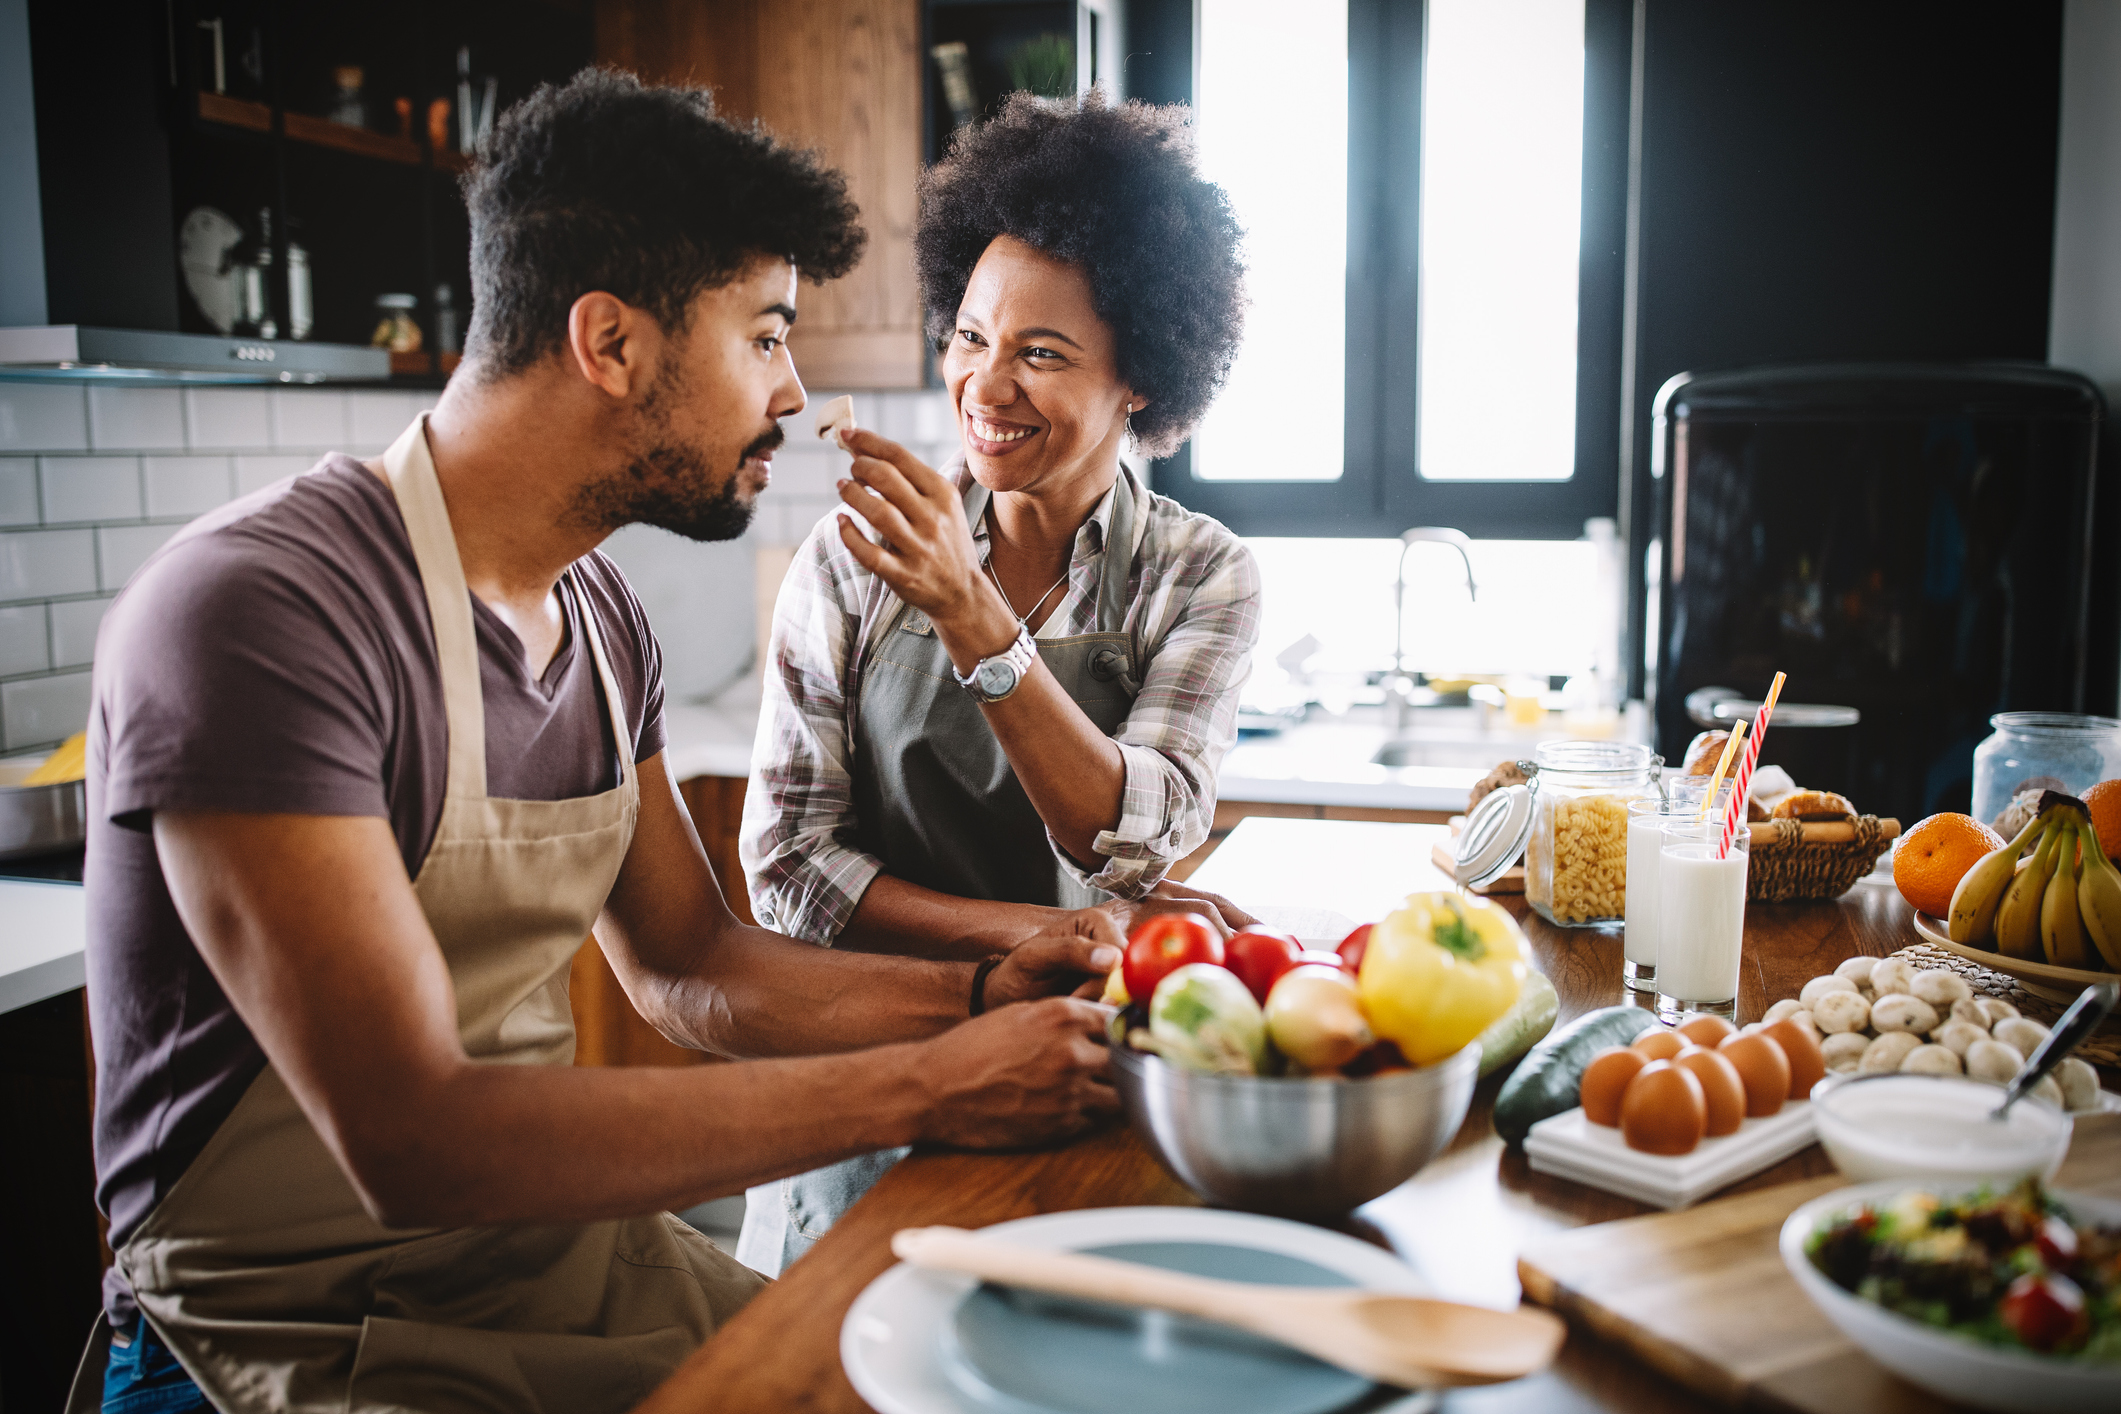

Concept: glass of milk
[[1654, 822, 1749, 1022], [1623, 781, 1730, 994]]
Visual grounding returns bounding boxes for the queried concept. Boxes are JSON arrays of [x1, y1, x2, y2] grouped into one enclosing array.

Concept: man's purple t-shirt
[[86, 454, 667, 1322]]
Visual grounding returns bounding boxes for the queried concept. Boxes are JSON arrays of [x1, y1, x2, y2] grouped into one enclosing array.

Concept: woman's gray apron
[[735, 470, 1142, 1277]]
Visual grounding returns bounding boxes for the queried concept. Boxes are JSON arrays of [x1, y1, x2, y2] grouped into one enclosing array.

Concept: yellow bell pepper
[[1358, 891, 1528, 1066]]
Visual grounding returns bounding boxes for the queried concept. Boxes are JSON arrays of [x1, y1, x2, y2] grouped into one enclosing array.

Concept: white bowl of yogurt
[[1811, 1073, 2072, 1184]]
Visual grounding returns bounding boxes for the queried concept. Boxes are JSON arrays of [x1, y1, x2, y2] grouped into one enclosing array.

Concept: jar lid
[[375, 292, 418, 310], [1457, 781, 1534, 889], [1531, 740, 1654, 775]]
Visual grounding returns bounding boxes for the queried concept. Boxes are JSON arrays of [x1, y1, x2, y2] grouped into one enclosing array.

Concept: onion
[[1265, 964, 1374, 1071]]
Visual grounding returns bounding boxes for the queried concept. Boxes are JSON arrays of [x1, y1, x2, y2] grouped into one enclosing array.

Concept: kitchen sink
[[1370, 740, 1426, 767]]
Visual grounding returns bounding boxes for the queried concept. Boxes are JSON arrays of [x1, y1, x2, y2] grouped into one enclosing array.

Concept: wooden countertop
[[635, 819, 2052, 1414]]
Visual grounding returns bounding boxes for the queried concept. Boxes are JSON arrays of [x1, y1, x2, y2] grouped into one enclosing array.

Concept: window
[[1165, 0, 1630, 538]]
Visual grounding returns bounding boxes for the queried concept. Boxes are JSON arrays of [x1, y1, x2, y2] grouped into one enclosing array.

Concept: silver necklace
[[985, 554, 1070, 626]]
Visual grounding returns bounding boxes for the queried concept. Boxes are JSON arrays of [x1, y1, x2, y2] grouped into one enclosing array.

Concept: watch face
[[975, 659, 1019, 697]]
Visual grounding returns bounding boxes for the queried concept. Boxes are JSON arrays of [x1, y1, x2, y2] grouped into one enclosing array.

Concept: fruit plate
[[1523, 1101, 1815, 1210], [1910, 912, 2121, 1003]]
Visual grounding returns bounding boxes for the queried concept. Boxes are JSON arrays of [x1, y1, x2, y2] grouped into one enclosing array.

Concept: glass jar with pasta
[[1522, 740, 1659, 928]]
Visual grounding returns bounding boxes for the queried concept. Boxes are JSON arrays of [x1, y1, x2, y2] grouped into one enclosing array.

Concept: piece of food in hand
[[1225, 927, 1305, 1003], [1771, 789, 1856, 822], [815, 394, 856, 445], [1579, 1046, 1650, 1127], [1335, 922, 1373, 974], [1620, 1060, 1708, 1155], [1358, 892, 1527, 1066], [1718, 1031, 1792, 1116], [1672, 1044, 1747, 1136], [1100, 965, 1129, 1007], [1146, 963, 1266, 1075], [1682, 729, 1730, 775], [1631, 1028, 1684, 1061], [1264, 964, 1374, 1072], [1121, 913, 1224, 1006], [1760, 1017, 1826, 1100]]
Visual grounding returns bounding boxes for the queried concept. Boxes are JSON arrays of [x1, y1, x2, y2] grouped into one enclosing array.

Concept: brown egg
[[1672, 1044, 1747, 1136], [1631, 1028, 1685, 1061], [1677, 1014, 1737, 1048], [1760, 1018, 1826, 1101], [1619, 1060, 1707, 1155], [1718, 1032, 1791, 1117], [1580, 1046, 1651, 1127]]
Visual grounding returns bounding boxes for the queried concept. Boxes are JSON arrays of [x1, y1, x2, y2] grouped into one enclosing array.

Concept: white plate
[[1524, 1100, 1817, 1209], [840, 1206, 1438, 1414], [1781, 1180, 2121, 1413]]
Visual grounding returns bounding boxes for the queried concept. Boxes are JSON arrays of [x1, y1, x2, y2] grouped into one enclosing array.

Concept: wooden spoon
[[891, 1225, 1566, 1389]]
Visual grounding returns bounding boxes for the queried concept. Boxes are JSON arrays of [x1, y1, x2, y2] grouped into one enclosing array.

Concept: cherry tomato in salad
[[1122, 913, 1225, 1004], [2035, 1213, 2080, 1272], [1224, 927, 1304, 1003], [1336, 923, 1374, 974], [2000, 1271, 2088, 1352]]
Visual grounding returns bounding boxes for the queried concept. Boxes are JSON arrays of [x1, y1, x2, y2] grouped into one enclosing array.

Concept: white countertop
[[1187, 817, 1456, 926], [0, 877, 87, 1014]]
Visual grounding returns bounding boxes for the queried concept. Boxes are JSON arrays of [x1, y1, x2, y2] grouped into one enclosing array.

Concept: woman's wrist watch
[[953, 623, 1038, 703]]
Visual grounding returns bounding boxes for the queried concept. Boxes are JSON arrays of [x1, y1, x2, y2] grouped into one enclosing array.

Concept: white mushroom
[[1785, 1009, 1821, 1040], [1763, 998, 1807, 1025], [1964, 1038, 2023, 1084], [1900, 1043, 1963, 1076], [1821, 1032, 1871, 1073], [1834, 956, 1879, 986], [1911, 970, 1972, 1007], [1811, 990, 1871, 1035], [1948, 997, 1989, 1028], [1869, 957, 1916, 995], [1859, 1031, 1922, 1073], [1975, 998, 2021, 1027], [1870, 994, 1941, 1035], [2056, 1058, 2101, 1113], [1992, 1017, 2050, 1059], [1933, 1019, 1989, 1058], [2032, 1075, 2065, 1109], [1801, 975, 1858, 1005]]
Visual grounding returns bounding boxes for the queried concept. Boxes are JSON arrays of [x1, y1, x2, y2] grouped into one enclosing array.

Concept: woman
[[736, 92, 1258, 1275]]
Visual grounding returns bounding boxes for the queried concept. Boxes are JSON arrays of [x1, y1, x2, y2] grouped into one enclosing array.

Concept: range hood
[[0, 325, 388, 384]]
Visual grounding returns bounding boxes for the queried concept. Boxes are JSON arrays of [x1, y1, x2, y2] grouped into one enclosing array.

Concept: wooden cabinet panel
[[594, 0, 925, 387]]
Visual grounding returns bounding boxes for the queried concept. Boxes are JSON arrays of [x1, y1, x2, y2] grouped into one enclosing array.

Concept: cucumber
[[1475, 970, 1559, 1078], [1492, 1004, 1661, 1144]]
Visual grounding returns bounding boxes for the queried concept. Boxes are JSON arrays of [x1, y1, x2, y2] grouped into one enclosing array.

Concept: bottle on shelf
[[434, 283, 460, 356], [287, 220, 313, 342], [233, 208, 278, 341]]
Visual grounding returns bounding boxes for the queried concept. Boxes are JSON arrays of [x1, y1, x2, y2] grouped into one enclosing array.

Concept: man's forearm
[[836, 874, 1066, 959]]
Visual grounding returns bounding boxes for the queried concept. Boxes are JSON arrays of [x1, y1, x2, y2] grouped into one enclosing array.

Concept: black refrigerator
[[1643, 363, 2110, 823]]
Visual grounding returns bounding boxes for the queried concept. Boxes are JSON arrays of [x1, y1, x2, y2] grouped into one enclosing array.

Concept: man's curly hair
[[916, 92, 1245, 457], [462, 69, 866, 377]]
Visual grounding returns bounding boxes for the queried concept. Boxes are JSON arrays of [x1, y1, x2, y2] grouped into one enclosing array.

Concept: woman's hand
[[982, 909, 1126, 1007], [1094, 879, 1259, 942], [834, 429, 1018, 662]]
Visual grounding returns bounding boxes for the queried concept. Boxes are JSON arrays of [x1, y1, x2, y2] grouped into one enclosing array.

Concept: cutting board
[[1517, 1114, 2121, 1414]]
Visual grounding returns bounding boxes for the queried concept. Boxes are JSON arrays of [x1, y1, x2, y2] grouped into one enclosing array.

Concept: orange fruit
[[1894, 812, 2006, 918], [2081, 780, 2121, 862]]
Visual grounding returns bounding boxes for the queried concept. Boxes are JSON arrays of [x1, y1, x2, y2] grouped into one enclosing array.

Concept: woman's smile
[[967, 416, 1042, 452]]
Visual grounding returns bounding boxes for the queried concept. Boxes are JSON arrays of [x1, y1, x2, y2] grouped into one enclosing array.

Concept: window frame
[[1160, 0, 1634, 540]]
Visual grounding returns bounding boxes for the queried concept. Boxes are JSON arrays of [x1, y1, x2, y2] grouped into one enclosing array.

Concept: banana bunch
[[1947, 790, 2121, 971]]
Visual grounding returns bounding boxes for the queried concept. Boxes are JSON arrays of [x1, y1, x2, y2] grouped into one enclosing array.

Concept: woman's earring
[[1124, 407, 1135, 447]]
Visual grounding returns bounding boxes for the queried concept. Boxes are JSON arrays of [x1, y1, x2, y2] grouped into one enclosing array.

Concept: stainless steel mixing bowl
[[0, 758, 86, 860], [1109, 1042, 1481, 1219]]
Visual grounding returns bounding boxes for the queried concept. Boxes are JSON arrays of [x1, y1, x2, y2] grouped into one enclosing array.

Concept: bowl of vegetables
[[1104, 892, 1544, 1218], [1780, 1178, 2121, 1413]]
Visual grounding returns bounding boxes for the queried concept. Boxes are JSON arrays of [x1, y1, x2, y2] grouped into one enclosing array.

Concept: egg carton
[[1524, 1101, 1817, 1210]]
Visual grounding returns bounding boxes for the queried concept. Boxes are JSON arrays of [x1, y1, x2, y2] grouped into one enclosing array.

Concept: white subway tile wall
[[0, 381, 960, 752]]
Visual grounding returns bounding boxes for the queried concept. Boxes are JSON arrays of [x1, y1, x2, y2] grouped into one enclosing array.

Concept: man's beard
[[568, 372, 779, 543]]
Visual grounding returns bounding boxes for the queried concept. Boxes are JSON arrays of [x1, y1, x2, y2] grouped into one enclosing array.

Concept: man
[[77, 71, 1120, 1413]]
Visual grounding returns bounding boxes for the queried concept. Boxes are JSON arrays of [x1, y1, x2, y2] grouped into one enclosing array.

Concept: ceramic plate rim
[[1910, 911, 2120, 989], [840, 1206, 1431, 1414]]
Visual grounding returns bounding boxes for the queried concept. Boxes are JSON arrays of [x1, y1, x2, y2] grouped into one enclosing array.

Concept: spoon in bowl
[[891, 1225, 1566, 1389], [1992, 980, 2117, 1119]]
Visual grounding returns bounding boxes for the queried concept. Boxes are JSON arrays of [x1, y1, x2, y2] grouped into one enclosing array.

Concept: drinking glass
[[1621, 780, 1730, 994], [1654, 822, 1749, 1022]]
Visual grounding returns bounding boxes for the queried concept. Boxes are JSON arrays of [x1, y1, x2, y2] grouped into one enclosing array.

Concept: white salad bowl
[[1779, 1179, 2121, 1414]]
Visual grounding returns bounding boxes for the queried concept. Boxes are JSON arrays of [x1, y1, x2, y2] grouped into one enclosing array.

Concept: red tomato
[[1224, 927, 1304, 1002], [1336, 923, 1375, 974], [1294, 949, 1349, 971], [2035, 1214, 2080, 1272], [2000, 1272, 2088, 1352], [1122, 913, 1225, 1002]]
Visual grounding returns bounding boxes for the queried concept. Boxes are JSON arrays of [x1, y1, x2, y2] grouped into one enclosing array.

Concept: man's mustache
[[740, 424, 785, 465]]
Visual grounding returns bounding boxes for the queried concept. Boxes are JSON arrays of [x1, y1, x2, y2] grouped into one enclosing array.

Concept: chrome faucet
[[1387, 527, 1478, 736]]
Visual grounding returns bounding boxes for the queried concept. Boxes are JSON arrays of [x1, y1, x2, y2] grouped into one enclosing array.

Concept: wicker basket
[[1744, 815, 1898, 902]]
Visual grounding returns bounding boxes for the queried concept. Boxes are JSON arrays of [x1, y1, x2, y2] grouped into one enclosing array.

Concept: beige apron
[[69, 415, 764, 1413]]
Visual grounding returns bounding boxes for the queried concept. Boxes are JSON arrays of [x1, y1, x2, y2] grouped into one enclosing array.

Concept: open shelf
[[197, 92, 271, 133], [283, 111, 422, 166]]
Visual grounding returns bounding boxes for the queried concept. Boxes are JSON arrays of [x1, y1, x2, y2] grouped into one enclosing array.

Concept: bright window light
[[1190, 0, 1347, 481], [1417, 0, 1585, 481]]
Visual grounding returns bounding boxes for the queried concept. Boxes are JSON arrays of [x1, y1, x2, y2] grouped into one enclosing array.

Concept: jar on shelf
[[1521, 740, 1660, 928], [1970, 713, 2121, 828]]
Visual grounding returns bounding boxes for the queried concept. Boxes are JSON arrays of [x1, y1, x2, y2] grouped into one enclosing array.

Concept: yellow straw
[[1696, 719, 1747, 821]]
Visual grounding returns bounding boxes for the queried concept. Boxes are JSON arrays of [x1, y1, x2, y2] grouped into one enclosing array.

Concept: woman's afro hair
[[915, 92, 1246, 458]]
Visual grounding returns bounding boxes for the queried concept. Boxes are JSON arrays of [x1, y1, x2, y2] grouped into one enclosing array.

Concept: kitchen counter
[[0, 877, 86, 1014], [635, 818, 2057, 1414]]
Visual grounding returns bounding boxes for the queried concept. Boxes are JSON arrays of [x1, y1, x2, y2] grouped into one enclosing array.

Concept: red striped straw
[[1718, 671, 1787, 858]]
